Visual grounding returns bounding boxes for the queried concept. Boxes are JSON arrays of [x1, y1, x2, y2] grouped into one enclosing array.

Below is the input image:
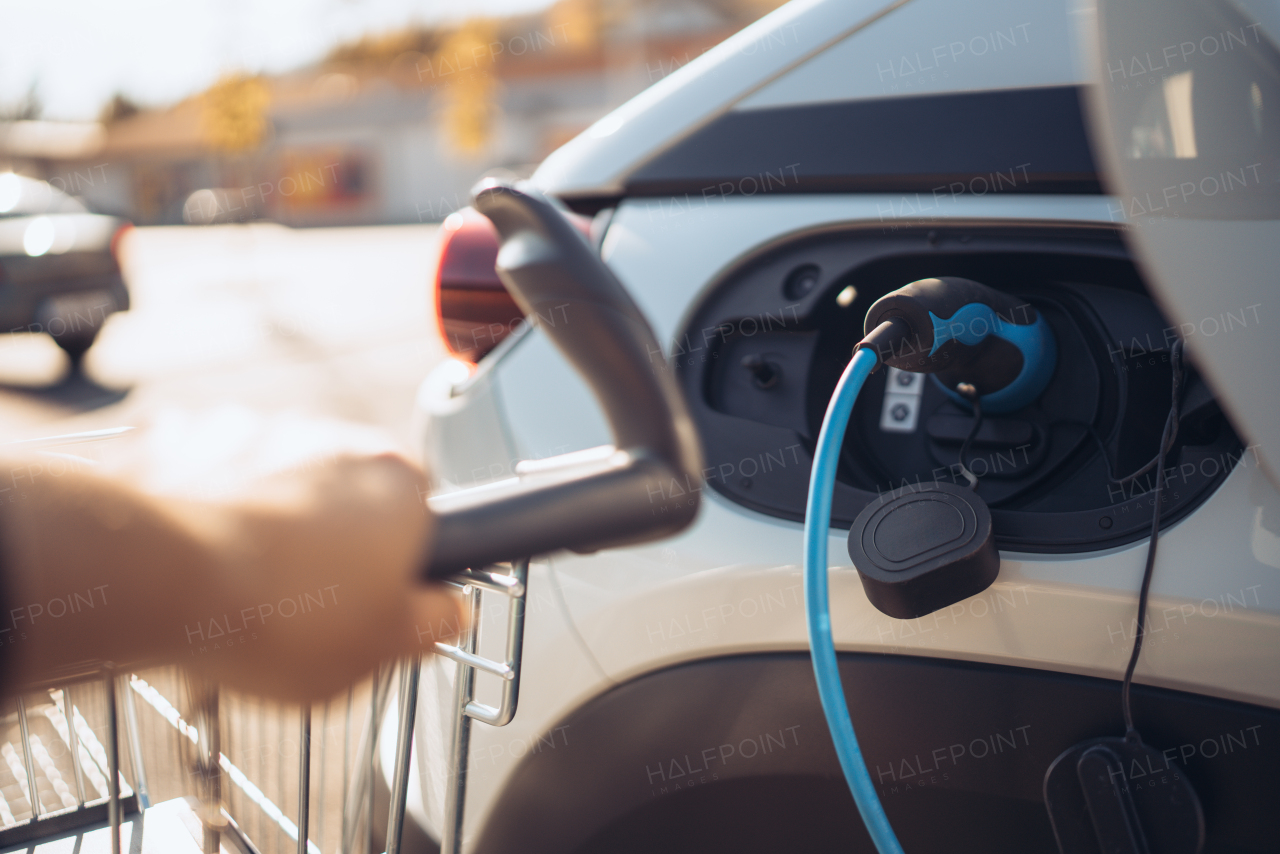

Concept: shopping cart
[[0, 181, 700, 854]]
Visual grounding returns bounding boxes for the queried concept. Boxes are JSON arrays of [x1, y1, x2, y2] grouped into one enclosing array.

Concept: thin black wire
[[1070, 348, 1185, 488], [1079, 418, 1180, 489], [1121, 339, 1184, 741], [956, 384, 983, 489]]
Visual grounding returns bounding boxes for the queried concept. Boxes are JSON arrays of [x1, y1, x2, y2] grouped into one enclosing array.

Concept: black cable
[[1121, 339, 1184, 741], [1069, 351, 1185, 488], [1084, 418, 1181, 489], [955, 383, 983, 489]]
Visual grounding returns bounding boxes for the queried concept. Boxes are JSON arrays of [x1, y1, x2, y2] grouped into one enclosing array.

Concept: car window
[[0, 172, 90, 217]]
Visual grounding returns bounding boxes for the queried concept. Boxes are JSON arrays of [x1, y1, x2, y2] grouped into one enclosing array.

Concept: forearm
[[0, 451, 457, 701], [0, 456, 228, 686]]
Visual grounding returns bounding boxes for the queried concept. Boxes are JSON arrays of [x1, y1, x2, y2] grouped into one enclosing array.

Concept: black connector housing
[[863, 276, 1038, 374], [854, 316, 913, 371], [847, 481, 999, 618]]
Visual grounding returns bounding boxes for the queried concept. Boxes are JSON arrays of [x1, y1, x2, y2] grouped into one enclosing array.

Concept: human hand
[[1, 408, 464, 703]]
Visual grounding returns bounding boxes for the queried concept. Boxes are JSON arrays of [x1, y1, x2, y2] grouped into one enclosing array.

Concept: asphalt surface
[[0, 222, 444, 450]]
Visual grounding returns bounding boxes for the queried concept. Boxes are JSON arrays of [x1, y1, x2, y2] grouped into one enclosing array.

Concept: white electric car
[[396, 0, 1280, 851]]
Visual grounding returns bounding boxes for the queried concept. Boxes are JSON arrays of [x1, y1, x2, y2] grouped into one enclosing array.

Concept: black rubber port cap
[[1044, 736, 1204, 854], [847, 482, 999, 619]]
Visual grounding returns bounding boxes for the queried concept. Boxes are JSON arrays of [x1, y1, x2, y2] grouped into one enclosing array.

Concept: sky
[[0, 0, 557, 121]]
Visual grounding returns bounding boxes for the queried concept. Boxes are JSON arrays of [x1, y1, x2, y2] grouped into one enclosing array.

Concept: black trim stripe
[[623, 85, 1102, 198]]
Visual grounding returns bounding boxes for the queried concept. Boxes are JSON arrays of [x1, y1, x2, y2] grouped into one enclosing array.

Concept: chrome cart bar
[[122, 677, 150, 809], [15, 694, 40, 819], [367, 677, 376, 854], [385, 656, 421, 854], [440, 585, 479, 854], [297, 704, 311, 854], [187, 677, 222, 854], [434, 646, 513, 681], [340, 687, 352, 853], [105, 665, 120, 854], [61, 685, 86, 805], [0, 662, 143, 850], [452, 569, 526, 598], [1, 426, 134, 449], [435, 559, 530, 854], [340, 663, 393, 854]]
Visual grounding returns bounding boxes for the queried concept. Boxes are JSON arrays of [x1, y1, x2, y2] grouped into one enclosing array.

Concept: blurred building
[[0, 0, 784, 226]]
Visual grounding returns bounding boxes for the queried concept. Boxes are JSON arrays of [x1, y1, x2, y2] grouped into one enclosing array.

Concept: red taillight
[[432, 208, 518, 363], [110, 222, 133, 265], [432, 206, 592, 364]]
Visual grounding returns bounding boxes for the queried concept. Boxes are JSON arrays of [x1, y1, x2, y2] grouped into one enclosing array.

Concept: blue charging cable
[[803, 346, 905, 854]]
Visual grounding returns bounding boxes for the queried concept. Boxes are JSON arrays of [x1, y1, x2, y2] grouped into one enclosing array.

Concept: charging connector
[[804, 275, 1051, 853], [863, 277, 1057, 414]]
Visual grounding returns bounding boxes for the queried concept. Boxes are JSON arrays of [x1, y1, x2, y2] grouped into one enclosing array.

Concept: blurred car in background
[[181, 187, 266, 225], [0, 172, 131, 365]]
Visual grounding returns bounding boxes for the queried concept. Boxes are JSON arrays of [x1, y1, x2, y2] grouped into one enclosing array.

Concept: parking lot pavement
[[0, 222, 446, 451]]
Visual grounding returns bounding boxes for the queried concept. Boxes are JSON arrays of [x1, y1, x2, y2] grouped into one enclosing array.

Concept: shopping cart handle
[[423, 180, 704, 577]]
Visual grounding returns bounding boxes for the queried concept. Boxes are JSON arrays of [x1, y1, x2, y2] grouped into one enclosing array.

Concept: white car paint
[[403, 194, 1280, 847], [400, 0, 1280, 846], [532, 0, 908, 197], [738, 0, 1086, 108]]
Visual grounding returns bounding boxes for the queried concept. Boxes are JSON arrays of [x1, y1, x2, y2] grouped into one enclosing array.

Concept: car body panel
[[469, 654, 1280, 854], [406, 0, 1280, 847], [414, 359, 522, 492], [410, 192, 1280, 847], [533, 0, 1092, 200], [486, 191, 1280, 710], [531, 0, 908, 198], [737, 0, 1084, 109]]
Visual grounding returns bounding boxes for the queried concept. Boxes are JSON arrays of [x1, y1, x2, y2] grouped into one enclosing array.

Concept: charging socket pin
[[880, 367, 924, 433]]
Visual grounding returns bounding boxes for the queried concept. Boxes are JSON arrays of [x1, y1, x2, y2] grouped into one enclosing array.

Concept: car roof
[[0, 172, 89, 217]]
